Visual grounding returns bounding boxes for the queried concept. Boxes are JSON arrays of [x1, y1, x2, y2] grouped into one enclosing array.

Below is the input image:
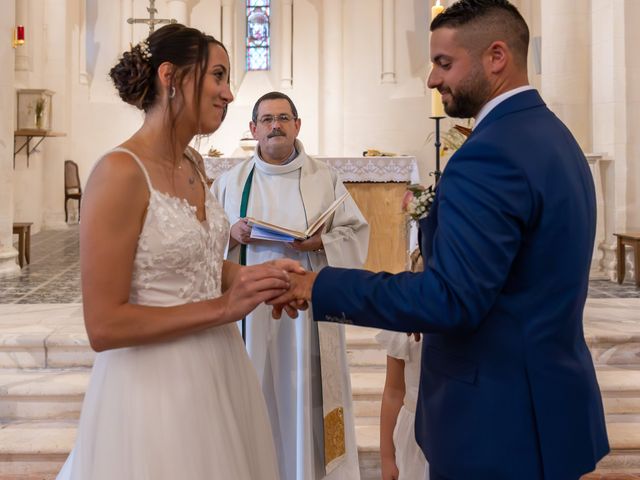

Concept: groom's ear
[[484, 40, 509, 75]]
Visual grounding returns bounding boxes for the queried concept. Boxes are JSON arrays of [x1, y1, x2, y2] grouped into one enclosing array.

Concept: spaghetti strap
[[108, 147, 154, 192]]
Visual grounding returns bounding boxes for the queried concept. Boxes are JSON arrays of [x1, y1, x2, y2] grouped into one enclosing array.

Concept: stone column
[[319, 0, 344, 155], [167, 0, 188, 25], [590, 0, 631, 281], [540, 0, 592, 151], [41, 0, 69, 230], [0, 2, 20, 277], [381, 0, 395, 84], [15, 0, 29, 72], [280, 0, 293, 89]]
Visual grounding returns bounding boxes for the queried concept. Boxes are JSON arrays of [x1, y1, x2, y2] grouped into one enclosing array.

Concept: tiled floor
[[1, 228, 81, 304], [1, 226, 639, 304]]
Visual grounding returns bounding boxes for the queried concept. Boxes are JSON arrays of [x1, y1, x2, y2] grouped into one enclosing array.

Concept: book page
[[246, 218, 307, 241], [250, 225, 296, 243], [246, 192, 350, 243], [305, 192, 349, 237]]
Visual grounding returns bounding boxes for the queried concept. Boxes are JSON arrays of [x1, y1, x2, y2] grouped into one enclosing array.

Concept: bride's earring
[[169, 85, 176, 99]]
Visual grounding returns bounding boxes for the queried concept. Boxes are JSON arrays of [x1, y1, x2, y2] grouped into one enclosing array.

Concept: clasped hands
[[264, 259, 317, 319]]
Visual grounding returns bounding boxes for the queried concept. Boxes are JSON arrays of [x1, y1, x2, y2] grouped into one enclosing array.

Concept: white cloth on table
[[376, 330, 428, 480], [213, 140, 369, 480], [57, 147, 279, 480]]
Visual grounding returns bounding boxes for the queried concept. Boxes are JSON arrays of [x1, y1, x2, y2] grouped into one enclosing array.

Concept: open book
[[247, 192, 349, 243]]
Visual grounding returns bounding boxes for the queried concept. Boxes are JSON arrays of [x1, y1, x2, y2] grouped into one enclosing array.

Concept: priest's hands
[[289, 226, 324, 252], [229, 218, 254, 248], [268, 270, 318, 319]]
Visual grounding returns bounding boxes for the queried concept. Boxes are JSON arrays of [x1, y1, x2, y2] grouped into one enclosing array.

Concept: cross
[[127, 0, 177, 34]]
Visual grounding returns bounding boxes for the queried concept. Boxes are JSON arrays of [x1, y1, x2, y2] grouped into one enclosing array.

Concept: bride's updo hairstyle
[[109, 23, 227, 118]]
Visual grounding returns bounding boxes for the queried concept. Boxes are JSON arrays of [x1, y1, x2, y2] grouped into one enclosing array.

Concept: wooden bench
[[614, 232, 640, 287], [12, 222, 33, 268]]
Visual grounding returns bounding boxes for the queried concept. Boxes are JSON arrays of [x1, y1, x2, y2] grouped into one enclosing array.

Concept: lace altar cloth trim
[[204, 156, 418, 183]]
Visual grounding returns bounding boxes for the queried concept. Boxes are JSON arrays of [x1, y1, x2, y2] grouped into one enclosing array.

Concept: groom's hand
[[268, 271, 317, 319]]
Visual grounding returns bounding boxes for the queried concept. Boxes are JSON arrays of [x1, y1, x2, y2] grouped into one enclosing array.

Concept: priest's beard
[[442, 62, 492, 119]]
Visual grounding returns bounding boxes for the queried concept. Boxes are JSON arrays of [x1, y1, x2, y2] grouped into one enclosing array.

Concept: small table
[[12, 222, 33, 268], [614, 232, 640, 287]]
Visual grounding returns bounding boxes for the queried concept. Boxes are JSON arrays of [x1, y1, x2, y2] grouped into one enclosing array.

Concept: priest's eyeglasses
[[258, 114, 296, 126]]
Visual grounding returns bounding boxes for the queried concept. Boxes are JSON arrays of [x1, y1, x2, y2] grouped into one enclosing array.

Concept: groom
[[273, 0, 609, 479]]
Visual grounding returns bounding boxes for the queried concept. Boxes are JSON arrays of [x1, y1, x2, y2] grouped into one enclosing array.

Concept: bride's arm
[[81, 152, 290, 352]]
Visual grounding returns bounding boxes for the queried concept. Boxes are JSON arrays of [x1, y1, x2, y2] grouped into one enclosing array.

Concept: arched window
[[246, 0, 270, 71]]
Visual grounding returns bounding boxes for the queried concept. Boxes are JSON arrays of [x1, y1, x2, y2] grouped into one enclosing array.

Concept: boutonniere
[[402, 184, 435, 222]]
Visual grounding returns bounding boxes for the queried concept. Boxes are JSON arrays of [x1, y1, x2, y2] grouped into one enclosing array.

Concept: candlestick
[[430, 1, 445, 185], [430, 115, 445, 184]]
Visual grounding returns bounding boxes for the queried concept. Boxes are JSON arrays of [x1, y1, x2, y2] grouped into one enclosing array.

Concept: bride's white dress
[[57, 148, 280, 480]]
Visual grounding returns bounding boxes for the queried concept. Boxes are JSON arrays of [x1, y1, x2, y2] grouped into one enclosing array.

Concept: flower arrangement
[[426, 120, 473, 156], [34, 97, 46, 129], [402, 183, 436, 222]]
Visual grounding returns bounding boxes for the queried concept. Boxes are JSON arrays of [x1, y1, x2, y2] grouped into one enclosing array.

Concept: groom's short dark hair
[[431, 0, 529, 68]]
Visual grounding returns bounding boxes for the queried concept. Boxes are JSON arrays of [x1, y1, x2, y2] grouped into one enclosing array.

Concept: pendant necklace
[[178, 155, 196, 185]]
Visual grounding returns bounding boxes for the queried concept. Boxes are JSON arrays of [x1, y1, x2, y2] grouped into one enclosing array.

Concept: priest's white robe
[[213, 140, 369, 480]]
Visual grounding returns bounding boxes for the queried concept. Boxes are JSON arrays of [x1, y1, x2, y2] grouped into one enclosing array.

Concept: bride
[[57, 24, 298, 480]]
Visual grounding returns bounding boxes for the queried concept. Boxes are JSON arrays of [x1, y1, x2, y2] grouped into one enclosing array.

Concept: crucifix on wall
[[127, 0, 177, 34]]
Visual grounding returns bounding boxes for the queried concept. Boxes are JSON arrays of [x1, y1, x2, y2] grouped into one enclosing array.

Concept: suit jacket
[[312, 90, 609, 479]]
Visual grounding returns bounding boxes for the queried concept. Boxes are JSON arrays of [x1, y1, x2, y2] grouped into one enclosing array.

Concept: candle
[[16, 25, 25, 42], [430, 1, 445, 117], [431, 87, 444, 117], [431, 1, 444, 20]]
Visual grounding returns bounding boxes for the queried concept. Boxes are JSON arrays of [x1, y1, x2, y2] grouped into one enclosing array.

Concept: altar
[[204, 155, 419, 274]]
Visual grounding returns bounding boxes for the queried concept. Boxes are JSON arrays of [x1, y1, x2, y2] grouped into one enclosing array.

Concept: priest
[[212, 91, 369, 480]]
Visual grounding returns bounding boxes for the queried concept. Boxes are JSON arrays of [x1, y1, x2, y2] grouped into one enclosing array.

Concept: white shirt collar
[[473, 85, 535, 129], [254, 139, 305, 175]]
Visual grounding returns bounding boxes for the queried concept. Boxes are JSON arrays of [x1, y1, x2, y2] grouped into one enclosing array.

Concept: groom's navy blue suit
[[312, 90, 609, 479]]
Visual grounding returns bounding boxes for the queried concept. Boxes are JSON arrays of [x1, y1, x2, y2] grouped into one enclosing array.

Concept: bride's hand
[[267, 258, 306, 275], [264, 259, 307, 318], [221, 264, 291, 322]]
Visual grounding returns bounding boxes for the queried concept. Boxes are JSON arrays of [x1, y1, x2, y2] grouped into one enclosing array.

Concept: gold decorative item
[[362, 148, 398, 157], [17, 89, 54, 132], [207, 147, 224, 157]]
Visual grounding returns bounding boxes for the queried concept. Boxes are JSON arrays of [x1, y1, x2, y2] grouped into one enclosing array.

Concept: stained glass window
[[246, 0, 270, 71]]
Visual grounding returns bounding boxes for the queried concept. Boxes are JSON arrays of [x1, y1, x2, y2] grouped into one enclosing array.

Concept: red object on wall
[[16, 25, 25, 41]]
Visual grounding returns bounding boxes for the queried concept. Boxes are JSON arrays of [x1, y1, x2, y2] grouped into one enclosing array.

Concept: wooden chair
[[13, 222, 33, 268], [64, 160, 82, 223], [614, 232, 640, 288]]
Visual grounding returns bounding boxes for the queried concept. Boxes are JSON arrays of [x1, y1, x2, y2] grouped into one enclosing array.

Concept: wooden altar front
[[204, 155, 419, 274]]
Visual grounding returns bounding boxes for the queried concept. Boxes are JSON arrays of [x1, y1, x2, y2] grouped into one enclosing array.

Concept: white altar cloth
[[204, 155, 419, 184]]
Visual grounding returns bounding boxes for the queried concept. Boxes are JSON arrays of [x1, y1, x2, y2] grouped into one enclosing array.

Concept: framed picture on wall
[[17, 89, 54, 132]]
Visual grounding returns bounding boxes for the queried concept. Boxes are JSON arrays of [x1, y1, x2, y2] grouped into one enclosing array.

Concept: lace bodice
[[112, 148, 230, 307]]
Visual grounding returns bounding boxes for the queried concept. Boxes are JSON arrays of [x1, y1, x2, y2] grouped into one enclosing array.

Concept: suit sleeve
[[312, 144, 533, 334]]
